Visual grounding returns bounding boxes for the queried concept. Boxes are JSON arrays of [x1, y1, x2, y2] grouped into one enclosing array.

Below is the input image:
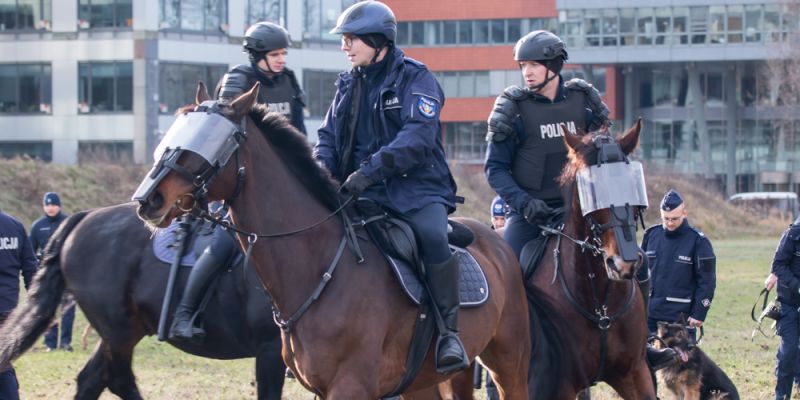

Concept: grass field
[[9, 237, 785, 399]]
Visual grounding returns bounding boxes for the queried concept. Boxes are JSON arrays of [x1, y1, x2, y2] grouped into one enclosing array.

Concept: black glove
[[522, 198, 553, 224], [340, 171, 373, 199]]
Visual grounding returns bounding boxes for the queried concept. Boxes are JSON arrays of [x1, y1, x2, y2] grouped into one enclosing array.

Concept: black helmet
[[243, 22, 291, 53], [513, 30, 568, 65], [330, 1, 397, 43]]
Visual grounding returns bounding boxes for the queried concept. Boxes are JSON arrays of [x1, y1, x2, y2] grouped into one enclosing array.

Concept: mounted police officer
[[215, 21, 306, 135], [485, 30, 675, 372], [0, 208, 37, 399], [484, 30, 609, 258], [30, 192, 74, 351], [770, 215, 800, 399], [640, 189, 716, 336], [313, 0, 466, 374]]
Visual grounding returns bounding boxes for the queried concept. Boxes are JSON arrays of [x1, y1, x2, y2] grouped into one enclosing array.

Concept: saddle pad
[[153, 221, 199, 267], [387, 246, 489, 308]]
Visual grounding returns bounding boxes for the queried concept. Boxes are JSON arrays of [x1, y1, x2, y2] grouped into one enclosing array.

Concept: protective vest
[[511, 91, 587, 202], [258, 74, 296, 118]]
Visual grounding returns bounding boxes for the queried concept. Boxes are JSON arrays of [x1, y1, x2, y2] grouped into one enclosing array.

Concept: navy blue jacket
[[642, 219, 716, 322], [30, 212, 67, 257], [314, 47, 456, 214], [485, 80, 599, 214], [771, 218, 800, 306], [0, 211, 37, 314]]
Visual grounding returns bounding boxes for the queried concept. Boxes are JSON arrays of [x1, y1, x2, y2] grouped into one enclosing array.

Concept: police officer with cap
[[484, 30, 610, 259], [490, 195, 507, 230], [30, 192, 74, 351], [770, 212, 800, 399], [0, 208, 37, 399], [314, 1, 466, 374], [216, 21, 306, 135]]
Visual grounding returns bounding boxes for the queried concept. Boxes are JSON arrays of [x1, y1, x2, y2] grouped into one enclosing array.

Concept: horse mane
[[248, 105, 342, 211], [558, 133, 596, 186]]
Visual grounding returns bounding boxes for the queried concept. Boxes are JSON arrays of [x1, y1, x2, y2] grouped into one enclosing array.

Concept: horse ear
[[563, 124, 583, 152], [196, 81, 211, 104], [617, 118, 642, 156], [230, 82, 260, 118]]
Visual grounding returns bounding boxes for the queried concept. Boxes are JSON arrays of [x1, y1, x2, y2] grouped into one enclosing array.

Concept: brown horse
[[524, 121, 656, 399], [134, 83, 531, 399]]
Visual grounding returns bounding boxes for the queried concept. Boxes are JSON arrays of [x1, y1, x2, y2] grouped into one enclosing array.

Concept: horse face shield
[[576, 160, 648, 263], [132, 102, 243, 204]]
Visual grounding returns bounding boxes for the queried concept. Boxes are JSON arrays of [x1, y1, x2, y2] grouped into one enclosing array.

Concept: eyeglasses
[[661, 216, 684, 223], [341, 36, 356, 48]]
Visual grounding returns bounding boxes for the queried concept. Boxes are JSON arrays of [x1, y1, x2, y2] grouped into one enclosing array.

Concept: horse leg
[[75, 341, 110, 400], [104, 341, 143, 400], [255, 339, 286, 400], [607, 360, 656, 400]]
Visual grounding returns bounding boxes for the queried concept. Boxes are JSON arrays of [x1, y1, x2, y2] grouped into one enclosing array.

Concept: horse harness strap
[[544, 225, 637, 386]]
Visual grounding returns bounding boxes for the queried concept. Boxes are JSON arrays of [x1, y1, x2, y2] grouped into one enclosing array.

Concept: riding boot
[[169, 249, 224, 342], [639, 278, 677, 371], [426, 253, 469, 374]]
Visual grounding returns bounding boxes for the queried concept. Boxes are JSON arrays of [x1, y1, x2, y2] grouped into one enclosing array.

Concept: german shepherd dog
[[655, 316, 740, 400]]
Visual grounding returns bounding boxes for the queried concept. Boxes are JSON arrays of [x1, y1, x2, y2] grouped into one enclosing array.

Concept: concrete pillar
[[688, 63, 713, 179], [725, 67, 738, 197]]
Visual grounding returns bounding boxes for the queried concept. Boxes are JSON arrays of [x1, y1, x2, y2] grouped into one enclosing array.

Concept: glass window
[[302, 69, 339, 117], [601, 9, 618, 46], [158, 63, 227, 114], [507, 19, 521, 43], [0, 0, 50, 30], [654, 8, 670, 45], [709, 6, 725, 44], [0, 141, 51, 161], [474, 20, 488, 44], [78, 61, 133, 113], [744, 5, 761, 43], [690, 6, 708, 44], [727, 5, 743, 43], [458, 20, 472, 44], [78, 141, 133, 163], [424, 21, 438, 45], [160, 0, 227, 33], [619, 8, 635, 46], [410, 21, 424, 45], [458, 72, 475, 97], [79, 0, 132, 29], [636, 8, 654, 45], [561, 10, 582, 48], [441, 71, 458, 97], [443, 122, 487, 162], [0, 63, 51, 114], [704, 72, 723, 103], [475, 71, 490, 97], [764, 4, 780, 42], [490, 19, 504, 44], [442, 20, 456, 45], [584, 10, 600, 47], [396, 21, 409, 46], [246, 0, 282, 27], [673, 7, 689, 45]]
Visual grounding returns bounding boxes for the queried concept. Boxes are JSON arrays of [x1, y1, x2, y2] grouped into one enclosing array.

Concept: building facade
[[1, 0, 799, 196]]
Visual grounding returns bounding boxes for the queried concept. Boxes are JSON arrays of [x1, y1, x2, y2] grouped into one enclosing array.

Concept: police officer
[[490, 196, 507, 230], [30, 192, 74, 351], [215, 21, 306, 135], [770, 215, 800, 399], [0, 209, 37, 399], [484, 30, 609, 258], [313, 1, 466, 374]]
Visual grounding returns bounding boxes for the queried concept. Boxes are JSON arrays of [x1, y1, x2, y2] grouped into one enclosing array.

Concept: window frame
[[159, 0, 229, 34], [0, 0, 51, 31], [78, 0, 133, 30], [0, 63, 52, 115], [78, 61, 133, 114]]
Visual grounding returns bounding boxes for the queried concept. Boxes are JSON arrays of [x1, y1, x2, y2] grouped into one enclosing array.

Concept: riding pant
[[775, 301, 800, 399], [503, 212, 544, 259], [400, 203, 450, 265]]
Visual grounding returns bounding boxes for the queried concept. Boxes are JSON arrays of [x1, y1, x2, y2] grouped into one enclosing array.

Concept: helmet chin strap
[[529, 68, 558, 92]]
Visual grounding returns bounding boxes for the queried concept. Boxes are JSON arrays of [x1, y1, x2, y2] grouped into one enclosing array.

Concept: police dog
[[655, 317, 739, 400]]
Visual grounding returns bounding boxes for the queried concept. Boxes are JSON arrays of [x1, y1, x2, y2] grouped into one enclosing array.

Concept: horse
[[524, 120, 656, 399], [0, 202, 285, 400], [134, 82, 531, 399]]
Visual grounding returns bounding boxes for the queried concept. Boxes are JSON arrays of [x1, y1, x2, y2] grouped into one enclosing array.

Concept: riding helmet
[[243, 22, 291, 54], [330, 1, 397, 43], [513, 30, 568, 74]]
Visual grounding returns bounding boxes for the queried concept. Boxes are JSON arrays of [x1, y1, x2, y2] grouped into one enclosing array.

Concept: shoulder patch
[[417, 96, 437, 119]]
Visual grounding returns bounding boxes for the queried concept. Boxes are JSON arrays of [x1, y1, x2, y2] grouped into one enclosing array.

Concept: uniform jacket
[[218, 64, 306, 135], [771, 218, 800, 306], [642, 219, 717, 322], [313, 47, 457, 214], [0, 212, 37, 314], [30, 211, 67, 257], [484, 78, 602, 214]]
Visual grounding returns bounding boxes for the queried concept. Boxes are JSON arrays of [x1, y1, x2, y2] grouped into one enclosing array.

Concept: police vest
[[511, 91, 587, 202], [255, 73, 296, 118]]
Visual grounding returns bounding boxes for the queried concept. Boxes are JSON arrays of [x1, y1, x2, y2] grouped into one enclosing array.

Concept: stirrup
[[169, 312, 206, 342], [434, 334, 468, 375]]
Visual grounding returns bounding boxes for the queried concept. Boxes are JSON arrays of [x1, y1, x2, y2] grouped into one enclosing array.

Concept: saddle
[[519, 207, 566, 280], [152, 217, 217, 267], [354, 199, 488, 307]]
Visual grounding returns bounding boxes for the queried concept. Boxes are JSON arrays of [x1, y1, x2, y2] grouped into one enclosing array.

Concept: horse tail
[[0, 211, 90, 366], [526, 287, 567, 399]]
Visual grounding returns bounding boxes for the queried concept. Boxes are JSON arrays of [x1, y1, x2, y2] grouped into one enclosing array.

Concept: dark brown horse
[[525, 121, 655, 399], [0, 203, 285, 399], [134, 83, 531, 399]]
